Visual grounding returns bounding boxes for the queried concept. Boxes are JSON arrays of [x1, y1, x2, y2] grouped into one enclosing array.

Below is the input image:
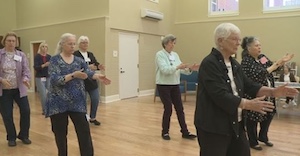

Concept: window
[[264, 0, 300, 12], [209, 0, 239, 16]]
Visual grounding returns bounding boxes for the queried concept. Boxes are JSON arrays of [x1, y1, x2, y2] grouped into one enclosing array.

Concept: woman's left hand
[[273, 84, 299, 97], [23, 80, 31, 89], [187, 63, 200, 71], [281, 53, 294, 63], [98, 64, 105, 71], [93, 74, 111, 85]]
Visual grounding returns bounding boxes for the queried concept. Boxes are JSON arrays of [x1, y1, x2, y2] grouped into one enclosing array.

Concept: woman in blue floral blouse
[[45, 33, 110, 156]]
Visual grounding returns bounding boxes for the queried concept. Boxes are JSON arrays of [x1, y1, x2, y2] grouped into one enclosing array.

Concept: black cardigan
[[34, 53, 51, 77], [73, 50, 100, 91], [194, 48, 261, 137]]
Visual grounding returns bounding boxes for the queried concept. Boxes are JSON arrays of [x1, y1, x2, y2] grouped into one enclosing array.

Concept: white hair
[[77, 35, 89, 44], [55, 33, 76, 55], [214, 23, 240, 47]]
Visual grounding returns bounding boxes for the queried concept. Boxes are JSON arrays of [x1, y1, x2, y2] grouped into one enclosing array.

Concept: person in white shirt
[[279, 64, 297, 108]]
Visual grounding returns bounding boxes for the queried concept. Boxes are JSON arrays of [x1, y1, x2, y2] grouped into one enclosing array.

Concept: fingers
[[253, 96, 266, 101]]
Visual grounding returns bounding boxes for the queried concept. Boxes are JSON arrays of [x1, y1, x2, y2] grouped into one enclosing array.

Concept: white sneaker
[[291, 100, 297, 106], [282, 104, 289, 109]]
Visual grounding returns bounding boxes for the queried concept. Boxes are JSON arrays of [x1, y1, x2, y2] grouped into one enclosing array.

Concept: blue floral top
[[45, 54, 95, 117]]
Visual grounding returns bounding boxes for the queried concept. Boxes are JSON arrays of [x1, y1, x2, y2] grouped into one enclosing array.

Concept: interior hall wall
[[173, 0, 300, 74]]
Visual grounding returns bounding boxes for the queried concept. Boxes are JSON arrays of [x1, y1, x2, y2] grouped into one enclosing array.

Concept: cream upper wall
[[109, 0, 172, 35], [174, 0, 300, 74], [0, 0, 16, 34], [15, 0, 109, 28]]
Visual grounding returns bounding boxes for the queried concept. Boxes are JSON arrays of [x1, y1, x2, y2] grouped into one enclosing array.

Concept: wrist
[[71, 73, 75, 79], [240, 99, 246, 110]]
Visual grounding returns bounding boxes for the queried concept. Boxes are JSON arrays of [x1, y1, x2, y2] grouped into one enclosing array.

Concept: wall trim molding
[[174, 14, 300, 25], [13, 16, 108, 31], [100, 89, 155, 103]]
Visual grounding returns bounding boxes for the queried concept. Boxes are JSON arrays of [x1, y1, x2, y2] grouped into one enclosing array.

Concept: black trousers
[[196, 123, 250, 156], [50, 112, 94, 156], [246, 113, 274, 147], [157, 85, 189, 135], [0, 89, 30, 141]]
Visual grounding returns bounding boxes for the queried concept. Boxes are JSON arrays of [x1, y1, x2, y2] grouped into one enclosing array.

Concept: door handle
[[120, 71, 125, 73]]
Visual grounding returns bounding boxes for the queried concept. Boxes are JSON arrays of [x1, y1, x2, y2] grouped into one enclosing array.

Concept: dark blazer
[[34, 53, 51, 77], [194, 48, 261, 137], [73, 50, 100, 91]]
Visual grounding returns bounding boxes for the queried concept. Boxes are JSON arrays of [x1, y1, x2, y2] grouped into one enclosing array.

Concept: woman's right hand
[[244, 96, 275, 115], [176, 63, 187, 70], [72, 69, 88, 80], [0, 79, 12, 88]]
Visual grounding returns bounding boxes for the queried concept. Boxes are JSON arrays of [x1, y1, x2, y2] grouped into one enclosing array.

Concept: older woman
[[0, 32, 31, 147], [74, 36, 105, 126], [280, 64, 297, 108], [34, 42, 51, 115], [45, 33, 110, 156], [155, 34, 199, 140], [194, 23, 298, 156], [241, 36, 294, 150]]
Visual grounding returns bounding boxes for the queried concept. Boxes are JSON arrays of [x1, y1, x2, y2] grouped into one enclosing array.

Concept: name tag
[[85, 58, 91, 63], [41, 77, 46, 82], [14, 55, 22, 62]]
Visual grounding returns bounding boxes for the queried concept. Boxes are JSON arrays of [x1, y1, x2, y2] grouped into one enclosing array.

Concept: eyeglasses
[[226, 37, 241, 43]]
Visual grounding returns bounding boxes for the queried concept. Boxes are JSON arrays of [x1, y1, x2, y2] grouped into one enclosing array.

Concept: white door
[[119, 33, 139, 99]]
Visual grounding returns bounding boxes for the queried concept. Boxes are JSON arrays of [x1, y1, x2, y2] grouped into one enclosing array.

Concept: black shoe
[[258, 139, 273, 147], [251, 145, 263, 150], [89, 119, 101, 126], [161, 133, 171, 140], [17, 137, 32, 144], [182, 133, 197, 140], [8, 140, 16, 147]]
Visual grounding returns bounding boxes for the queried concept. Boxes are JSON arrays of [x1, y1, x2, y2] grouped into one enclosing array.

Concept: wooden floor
[[0, 93, 300, 156]]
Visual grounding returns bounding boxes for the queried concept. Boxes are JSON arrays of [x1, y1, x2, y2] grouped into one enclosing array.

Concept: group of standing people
[[155, 26, 297, 156], [194, 23, 298, 156], [0, 32, 110, 156]]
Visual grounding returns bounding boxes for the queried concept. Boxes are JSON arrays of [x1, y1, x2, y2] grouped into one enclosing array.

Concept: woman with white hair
[[45, 33, 111, 156], [156, 34, 199, 140], [74, 36, 105, 126], [194, 23, 298, 156], [34, 42, 51, 115]]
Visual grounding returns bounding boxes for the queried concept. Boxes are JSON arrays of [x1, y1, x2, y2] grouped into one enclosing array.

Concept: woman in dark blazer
[[73, 36, 106, 126]]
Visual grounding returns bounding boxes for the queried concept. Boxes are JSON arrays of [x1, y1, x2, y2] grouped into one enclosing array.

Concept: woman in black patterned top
[[240, 36, 294, 150]]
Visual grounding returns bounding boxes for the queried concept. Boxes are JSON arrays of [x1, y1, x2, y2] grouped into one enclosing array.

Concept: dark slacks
[[0, 89, 30, 141], [196, 123, 250, 156], [50, 112, 94, 156], [157, 85, 189, 135], [246, 113, 274, 146]]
